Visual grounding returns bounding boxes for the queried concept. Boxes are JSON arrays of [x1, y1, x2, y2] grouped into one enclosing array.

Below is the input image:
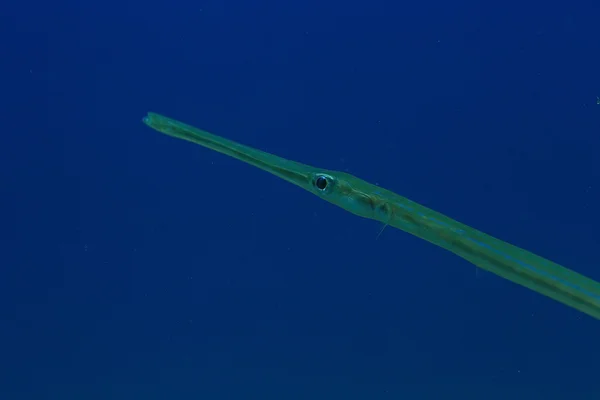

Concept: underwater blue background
[[2, 0, 600, 398]]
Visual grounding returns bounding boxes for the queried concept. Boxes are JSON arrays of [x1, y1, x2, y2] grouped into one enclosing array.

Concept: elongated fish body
[[143, 112, 600, 320]]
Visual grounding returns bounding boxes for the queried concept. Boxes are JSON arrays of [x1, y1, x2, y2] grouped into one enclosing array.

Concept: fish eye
[[314, 175, 329, 191]]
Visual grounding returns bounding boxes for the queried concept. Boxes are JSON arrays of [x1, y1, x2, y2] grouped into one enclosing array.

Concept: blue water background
[[2, 0, 600, 398]]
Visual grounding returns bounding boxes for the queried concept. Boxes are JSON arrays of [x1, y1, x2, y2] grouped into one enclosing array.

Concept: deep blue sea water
[[2, 0, 600, 398]]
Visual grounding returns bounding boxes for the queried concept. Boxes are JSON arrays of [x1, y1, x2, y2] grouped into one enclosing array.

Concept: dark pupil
[[315, 176, 328, 190]]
